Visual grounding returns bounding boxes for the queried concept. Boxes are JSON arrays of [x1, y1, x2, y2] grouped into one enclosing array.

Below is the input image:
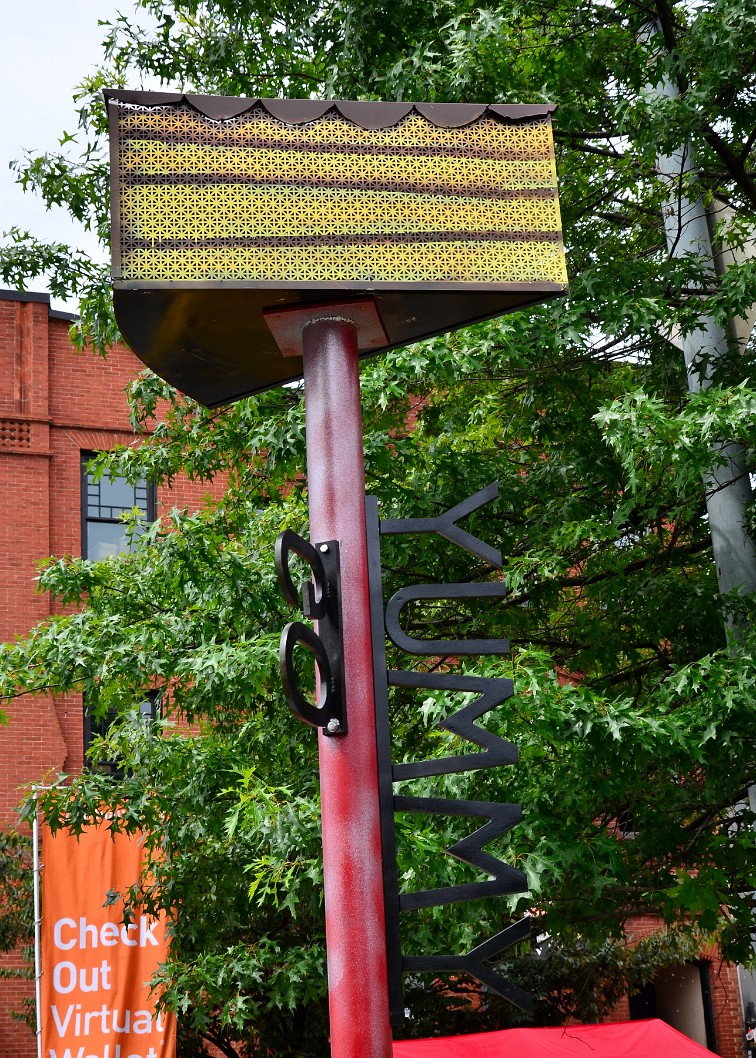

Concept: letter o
[[53, 961, 77, 994], [279, 622, 333, 727]]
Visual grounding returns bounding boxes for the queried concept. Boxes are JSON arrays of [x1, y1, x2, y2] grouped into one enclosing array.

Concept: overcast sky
[[0, 0, 142, 310]]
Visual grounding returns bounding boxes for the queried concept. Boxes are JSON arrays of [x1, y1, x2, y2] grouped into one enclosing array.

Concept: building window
[[84, 691, 161, 774], [81, 452, 156, 560], [80, 454, 158, 766]]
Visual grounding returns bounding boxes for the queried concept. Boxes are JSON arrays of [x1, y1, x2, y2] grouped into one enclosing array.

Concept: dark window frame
[[80, 452, 158, 767], [698, 959, 717, 1053], [84, 690, 162, 775], [80, 451, 156, 560]]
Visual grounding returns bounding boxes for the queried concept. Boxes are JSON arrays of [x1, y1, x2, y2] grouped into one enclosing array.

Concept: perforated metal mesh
[[112, 101, 566, 287]]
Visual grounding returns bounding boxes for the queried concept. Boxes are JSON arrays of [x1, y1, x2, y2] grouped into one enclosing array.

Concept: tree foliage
[[2, 0, 756, 1054]]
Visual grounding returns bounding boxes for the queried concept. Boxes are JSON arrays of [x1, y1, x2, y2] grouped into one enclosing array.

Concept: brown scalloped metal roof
[[103, 90, 556, 129]]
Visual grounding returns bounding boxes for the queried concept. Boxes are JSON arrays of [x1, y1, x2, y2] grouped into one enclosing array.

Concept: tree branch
[[701, 123, 756, 210]]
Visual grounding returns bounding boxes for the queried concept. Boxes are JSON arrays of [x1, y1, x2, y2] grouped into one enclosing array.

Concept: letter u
[[385, 582, 509, 655], [112, 1008, 131, 1033]]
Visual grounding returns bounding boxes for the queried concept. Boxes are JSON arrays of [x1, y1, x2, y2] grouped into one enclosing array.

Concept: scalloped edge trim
[[103, 90, 556, 129]]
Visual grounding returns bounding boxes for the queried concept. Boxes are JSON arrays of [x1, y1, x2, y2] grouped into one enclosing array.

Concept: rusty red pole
[[301, 315, 393, 1058]]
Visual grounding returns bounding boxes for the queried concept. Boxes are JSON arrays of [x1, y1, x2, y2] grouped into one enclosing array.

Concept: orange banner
[[41, 820, 176, 1058]]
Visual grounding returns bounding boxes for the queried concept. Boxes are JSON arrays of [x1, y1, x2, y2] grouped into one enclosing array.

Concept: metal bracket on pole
[[276, 529, 347, 735]]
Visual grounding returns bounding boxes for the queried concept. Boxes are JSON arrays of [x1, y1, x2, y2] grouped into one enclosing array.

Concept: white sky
[[0, 0, 141, 311]]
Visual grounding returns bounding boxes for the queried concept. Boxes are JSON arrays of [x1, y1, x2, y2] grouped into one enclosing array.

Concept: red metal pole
[[302, 315, 393, 1058]]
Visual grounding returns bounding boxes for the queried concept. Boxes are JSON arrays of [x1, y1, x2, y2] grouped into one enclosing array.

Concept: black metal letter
[[275, 532, 346, 735], [275, 528, 328, 618], [280, 621, 335, 728], [385, 581, 509, 656], [404, 918, 533, 1012], [380, 481, 502, 569], [389, 670, 517, 779], [394, 797, 527, 910]]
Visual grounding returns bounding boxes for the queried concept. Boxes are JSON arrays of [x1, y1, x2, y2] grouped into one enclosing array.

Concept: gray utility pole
[[650, 32, 756, 629]]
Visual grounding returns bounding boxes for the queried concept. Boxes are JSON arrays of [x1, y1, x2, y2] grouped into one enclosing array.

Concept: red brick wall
[[604, 905, 745, 1058], [0, 290, 227, 1055]]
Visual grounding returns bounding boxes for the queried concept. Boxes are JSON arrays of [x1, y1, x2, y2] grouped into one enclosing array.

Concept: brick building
[[0, 288, 226, 1054], [0, 287, 750, 1057], [610, 916, 745, 1058]]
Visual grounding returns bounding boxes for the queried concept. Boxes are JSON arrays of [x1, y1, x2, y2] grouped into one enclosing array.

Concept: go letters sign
[[41, 822, 175, 1058]]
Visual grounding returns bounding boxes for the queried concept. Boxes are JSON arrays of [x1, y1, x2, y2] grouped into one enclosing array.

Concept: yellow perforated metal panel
[[105, 94, 569, 405], [110, 100, 566, 288]]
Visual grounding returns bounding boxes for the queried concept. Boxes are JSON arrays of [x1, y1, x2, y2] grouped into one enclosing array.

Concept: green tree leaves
[[2, 0, 756, 1051]]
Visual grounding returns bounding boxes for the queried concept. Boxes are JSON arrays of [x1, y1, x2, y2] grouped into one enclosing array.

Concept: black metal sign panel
[[275, 529, 347, 735], [366, 483, 531, 1026]]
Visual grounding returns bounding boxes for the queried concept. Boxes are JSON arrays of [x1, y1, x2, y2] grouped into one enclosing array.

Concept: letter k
[[139, 918, 159, 946]]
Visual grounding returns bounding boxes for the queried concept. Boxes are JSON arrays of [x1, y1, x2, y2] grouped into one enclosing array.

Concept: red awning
[[393, 1019, 715, 1058]]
